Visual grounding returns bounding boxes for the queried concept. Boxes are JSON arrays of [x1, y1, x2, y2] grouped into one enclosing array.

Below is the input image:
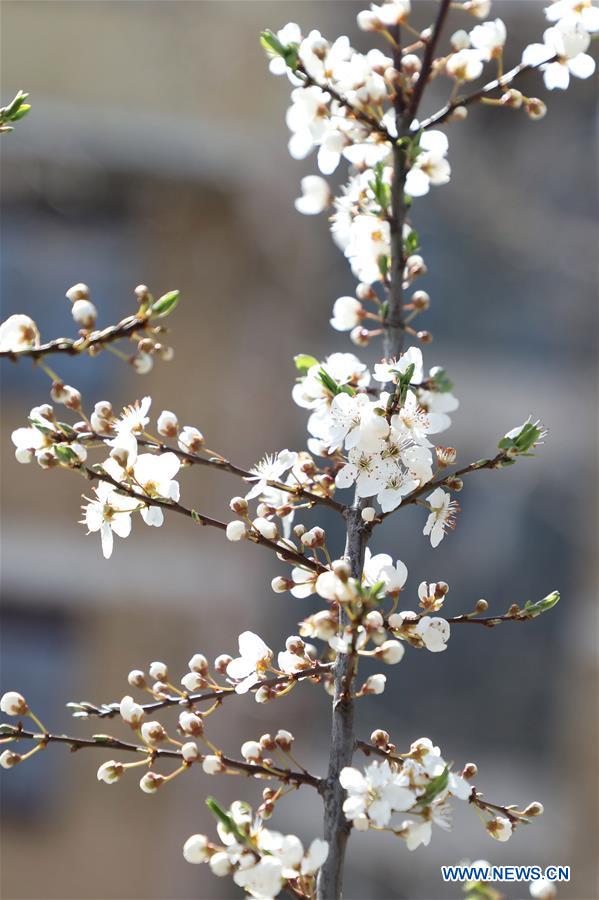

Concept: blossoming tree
[[1, 2, 595, 898]]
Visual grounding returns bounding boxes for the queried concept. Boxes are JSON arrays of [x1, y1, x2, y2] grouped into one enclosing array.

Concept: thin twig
[[5, 725, 321, 788], [0, 313, 150, 361], [419, 57, 558, 130], [71, 663, 334, 720], [405, 0, 452, 125], [81, 464, 327, 574], [70, 432, 347, 516]]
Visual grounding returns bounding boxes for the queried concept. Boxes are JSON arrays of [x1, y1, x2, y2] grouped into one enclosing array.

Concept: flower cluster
[[182, 801, 328, 899]]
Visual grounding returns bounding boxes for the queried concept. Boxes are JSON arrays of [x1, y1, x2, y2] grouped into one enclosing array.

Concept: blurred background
[[1, 2, 597, 898]]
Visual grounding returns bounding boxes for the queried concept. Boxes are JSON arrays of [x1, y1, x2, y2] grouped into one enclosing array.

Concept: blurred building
[[1, 2, 597, 899]]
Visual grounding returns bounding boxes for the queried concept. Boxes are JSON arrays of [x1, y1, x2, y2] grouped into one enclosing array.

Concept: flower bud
[[214, 654, 232, 675], [226, 520, 247, 542], [417, 330, 433, 344], [50, 382, 81, 409], [178, 711, 204, 736], [139, 772, 164, 793], [119, 696, 144, 727], [486, 816, 513, 842], [127, 669, 146, 688], [285, 635, 305, 655], [275, 729, 294, 751], [332, 559, 351, 580], [202, 755, 224, 774], [134, 284, 150, 302], [523, 801, 544, 817], [183, 834, 209, 864], [461, 762, 478, 780], [449, 104, 468, 121], [141, 721, 167, 745], [188, 653, 208, 674], [148, 661, 168, 682], [259, 733, 277, 751], [450, 29, 470, 51], [94, 402, 112, 423], [97, 760, 124, 784], [132, 352, 153, 375], [378, 640, 405, 665], [71, 299, 97, 329], [252, 517, 279, 541], [363, 674, 386, 695], [401, 54, 422, 76], [0, 750, 21, 769], [271, 576, 292, 593], [181, 672, 205, 692], [301, 526, 325, 548], [293, 524, 306, 538], [525, 98, 547, 120], [209, 852, 232, 877], [178, 426, 204, 454], [475, 598, 488, 613], [361, 506, 376, 523], [241, 740, 262, 762], [501, 88, 523, 108], [181, 741, 200, 762], [1, 691, 28, 716], [445, 475, 463, 491], [365, 610, 384, 629], [435, 446, 456, 467], [65, 283, 90, 302], [350, 326, 371, 346], [406, 254, 427, 278], [229, 496, 248, 514], [157, 410, 179, 438], [371, 729, 390, 748]]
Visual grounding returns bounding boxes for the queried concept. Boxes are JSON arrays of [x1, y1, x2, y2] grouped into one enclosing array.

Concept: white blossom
[[446, 48, 485, 81], [545, 0, 599, 33], [363, 548, 408, 594], [470, 18, 507, 59], [373, 347, 424, 386], [405, 131, 451, 197], [423, 488, 458, 548], [522, 18, 595, 89], [97, 760, 124, 784], [416, 616, 451, 652], [81, 482, 140, 559], [246, 450, 298, 500], [295, 175, 331, 214], [330, 296, 363, 331], [0, 691, 28, 716], [486, 815, 513, 841], [119, 695, 145, 727], [0, 314, 40, 352], [340, 760, 416, 828], [183, 833, 210, 864], [226, 631, 273, 694]]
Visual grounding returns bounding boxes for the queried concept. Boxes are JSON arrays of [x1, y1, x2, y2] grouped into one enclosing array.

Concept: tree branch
[[296, 64, 392, 140], [4, 725, 321, 788], [419, 57, 558, 130], [405, 0, 452, 126], [70, 663, 334, 720], [0, 312, 152, 361], [72, 432, 347, 516], [81, 464, 327, 573]]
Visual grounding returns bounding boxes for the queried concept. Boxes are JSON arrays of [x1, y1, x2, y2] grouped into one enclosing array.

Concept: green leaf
[[205, 796, 248, 844], [0, 724, 17, 736], [429, 367, 453, 394], [55, 445, 78, 464], [522, 590, 559, 618], [11, 104, 31, 122], [378, 254, 389, 278], [151, 290, 180, 318], [404, 229, 420, 255], [260, 30, 299, 70], [294, 353, 319, 374], [418, 765, 449, 806]]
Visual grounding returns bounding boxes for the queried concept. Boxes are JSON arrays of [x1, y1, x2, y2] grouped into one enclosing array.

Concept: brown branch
[[71, 432, 347, 516], [5, 725, 321, 788], [0, 312, 151, 361], [81, 464, 327, 574], [378, 451, 508, 521], [419, 56, 558, 130], [70, 663, 334, 720], [295, 64, 392, 139], [405, 0, 452, 126]]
